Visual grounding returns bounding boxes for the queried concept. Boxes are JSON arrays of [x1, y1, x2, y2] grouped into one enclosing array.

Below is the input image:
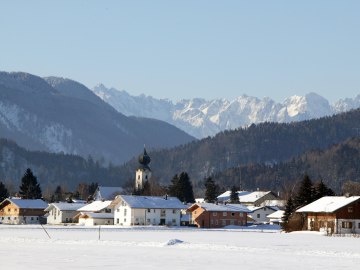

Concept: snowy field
[[0, 225, 359, 270]]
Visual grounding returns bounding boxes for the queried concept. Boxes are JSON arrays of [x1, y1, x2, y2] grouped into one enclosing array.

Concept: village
[[1, 148, 359, 236]]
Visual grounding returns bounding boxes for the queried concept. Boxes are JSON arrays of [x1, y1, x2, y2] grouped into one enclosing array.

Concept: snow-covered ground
[[0, 225, 359, 269]]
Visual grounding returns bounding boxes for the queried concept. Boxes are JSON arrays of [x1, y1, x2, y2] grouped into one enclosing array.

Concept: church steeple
[[135, 146, 152, 190]]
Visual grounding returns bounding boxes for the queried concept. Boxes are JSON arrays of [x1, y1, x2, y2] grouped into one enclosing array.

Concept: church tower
[[135, 147, 152, 190]]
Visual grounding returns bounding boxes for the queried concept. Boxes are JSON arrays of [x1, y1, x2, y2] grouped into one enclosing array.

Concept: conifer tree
[[204, 177, 218, 203], [168, 172, 195, 203], [0, 181, 9, 201], [313, 180, 335, 200], [229, 185, 240, 204], [282, 197, 294, 230], [19, 168, 42, 199], [294, 174, 314, 209], [53, 185, 64, 202]]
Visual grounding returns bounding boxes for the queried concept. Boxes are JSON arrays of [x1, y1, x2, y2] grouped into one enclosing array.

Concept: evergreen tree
[[0, 181, 9, 201], [313, 180, 335, 201], [204, 177, 218, 203], [19, 168, 42, 199], [229, 185, 240, 204], [168, 172, 195, 203], [282, 197, 295, 230], [53, 185, 64, 202], [294, 174, 314, 209]]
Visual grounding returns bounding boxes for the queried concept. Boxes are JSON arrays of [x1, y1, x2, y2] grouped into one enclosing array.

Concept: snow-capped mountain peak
[[91, 85, 360, 139]]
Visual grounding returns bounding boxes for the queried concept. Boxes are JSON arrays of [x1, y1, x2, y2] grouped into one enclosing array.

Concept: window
[[105, 208, 111, 213], [147, 209, 151, 213], [8, 208, 10, 212], [213, 212, 217, 216], [342, 221, 353, 229], [145, 175, 148, 179], [14, 209, 17, 212], [210, 219, 214, 225], [239, 213, 243, 217], [348, 207, 353, 213], [116, 218, 119, 224], [215, 220, 218, 225], [222, 220, 226, 226], [161, 209, 166, 216], [117, 209, 120, 212], [223, 212, 227, 217], [230, 220, 234, 225], [231, 212, 235, 217], [172, 219, 176, 224], [172, 209, 176, 214], [194, 210, 197, 214], [358, 223, 360, 229], [257, 214, 260, 218], [14, 217, 17, 220], [124, 218, 126, 222], [65, 218, 69, 222], [124, 209, 127, 216], [147, 219, 150, 224], [31, 217, 34, 221]]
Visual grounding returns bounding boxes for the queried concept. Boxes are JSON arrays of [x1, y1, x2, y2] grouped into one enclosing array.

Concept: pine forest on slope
[[116, 108, 360, 192]]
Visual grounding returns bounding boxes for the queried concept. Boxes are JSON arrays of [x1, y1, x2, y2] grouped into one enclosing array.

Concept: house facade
[[0, 198, 48, 225], [187, 203, 249, 228], [113, 195, 184, 226], [45, 203, 86, 224], [296, 196, 360, 234], [77, 200, 114, 226], [247, 206, 278, 224], [78, 212, 114, 226]]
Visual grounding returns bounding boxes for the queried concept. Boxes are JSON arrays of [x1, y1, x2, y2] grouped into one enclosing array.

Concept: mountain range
[[0, 72, 195, 164], [92, 84, 360, 139]]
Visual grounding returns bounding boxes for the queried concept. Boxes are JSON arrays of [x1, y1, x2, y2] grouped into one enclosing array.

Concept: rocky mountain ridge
[[93, 84, 360, 138]]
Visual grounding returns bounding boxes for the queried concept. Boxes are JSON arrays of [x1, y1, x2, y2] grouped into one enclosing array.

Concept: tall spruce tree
[[313, 180, 335, 200], [0, 181, 9, 201], [294, 174, 314, 209], [282, 197, 295, 230], [168, 172, 195, 203], [204, 177, 218, 203], [229, 185, 240, 204], [19, 168, 42, 199]]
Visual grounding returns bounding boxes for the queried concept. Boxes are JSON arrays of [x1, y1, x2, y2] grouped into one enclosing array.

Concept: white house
[[113, 195, 185, 226], [217, 190, 278, 206], [247, 206, 278, 224], [77, 200, 114, 226], [78, 212, 114, 226], [45, 202, 86, 225], [267, 210, 285, 225]]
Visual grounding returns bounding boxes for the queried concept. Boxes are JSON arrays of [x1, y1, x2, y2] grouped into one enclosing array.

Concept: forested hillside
[[212, 137, 360, 194], [0, 139, 123, 193], [118, 109, 360, 186]]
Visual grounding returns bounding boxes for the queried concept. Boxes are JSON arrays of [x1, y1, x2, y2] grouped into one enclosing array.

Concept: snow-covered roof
[[44, 203, 86, 212], [80, 212, 114, 219], [1, 198, 48, 209], [118, 195, 185, 209], [267, 210, 285, 219], [94, 186, 123, 201], [217, 190, 273, 203], [77, 200, 112, 212], [296, 196, 360, 213], [188, 203, 250, 212], [247, 205, 279, 213]]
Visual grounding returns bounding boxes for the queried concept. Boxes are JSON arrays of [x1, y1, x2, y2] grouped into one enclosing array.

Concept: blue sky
[[1, 1, 359, 102]]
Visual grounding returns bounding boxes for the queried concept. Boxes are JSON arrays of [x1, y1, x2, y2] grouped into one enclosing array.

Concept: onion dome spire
[[138, 146, 151, 170]]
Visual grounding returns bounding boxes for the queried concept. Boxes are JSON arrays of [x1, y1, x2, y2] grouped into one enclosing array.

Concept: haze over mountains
[[93, 84, 360, 138], [0, 72, 194, 164]]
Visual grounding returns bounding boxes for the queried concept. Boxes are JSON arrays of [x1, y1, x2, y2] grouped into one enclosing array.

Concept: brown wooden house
[[296, 196, 360, 234], [0, 198, 48, 225], [187, 203, 249, 228]]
